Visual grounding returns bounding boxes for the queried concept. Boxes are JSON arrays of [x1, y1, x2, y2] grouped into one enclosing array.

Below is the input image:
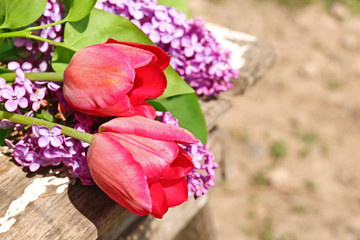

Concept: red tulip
[[87, 116, 198, 218], [63, 39, 170, 119]]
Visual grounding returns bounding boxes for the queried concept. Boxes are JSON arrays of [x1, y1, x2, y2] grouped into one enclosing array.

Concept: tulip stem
[[0, 110, 93, 144], [0, 72, 64, 82]]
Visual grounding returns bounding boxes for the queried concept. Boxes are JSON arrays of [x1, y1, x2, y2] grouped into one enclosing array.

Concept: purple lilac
[[13, 0, 64, 72], [29, 88, 47, 111], [6, 124, 94, 185], [2, 86, 28, 112], [0, 119, 15, 129], [3, 1, 93, 184], [33, 125, 64, 148], [1, 62, 50, 113], [3, 63, 95, 184], [95, 0, 238, 97], [0, 78, 13, 101], [156, 111, 217, 199]]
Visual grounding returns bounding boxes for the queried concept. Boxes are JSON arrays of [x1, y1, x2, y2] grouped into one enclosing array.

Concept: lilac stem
[[0, 72, 64, 82], [0, 110, 93, 144]]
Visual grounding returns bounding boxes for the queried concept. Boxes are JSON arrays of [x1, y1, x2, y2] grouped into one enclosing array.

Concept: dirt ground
[[188, 0, 360, 239]]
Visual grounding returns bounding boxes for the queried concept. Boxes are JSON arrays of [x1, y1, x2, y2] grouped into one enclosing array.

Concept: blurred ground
[[189, 0, 360, 239]]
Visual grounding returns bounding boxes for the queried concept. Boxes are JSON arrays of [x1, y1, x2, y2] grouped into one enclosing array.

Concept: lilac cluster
[[6, 124, 93, 185], [2, 1, 95, 184], [1, 62, 95, 185], [0, 62, 47, 114], [156, 111, 217, 199], [13, 0, 64, 72], [95, 0, 238, 97]]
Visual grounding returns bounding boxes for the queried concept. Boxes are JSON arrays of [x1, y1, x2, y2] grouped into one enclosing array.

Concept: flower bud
[[64, 39, 170, 119]]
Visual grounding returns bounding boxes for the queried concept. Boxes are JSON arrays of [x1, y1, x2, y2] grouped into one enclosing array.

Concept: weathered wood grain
[[113, 196, 209, 240], [0, 154, 134, 239], [200, 98, 232, 131]]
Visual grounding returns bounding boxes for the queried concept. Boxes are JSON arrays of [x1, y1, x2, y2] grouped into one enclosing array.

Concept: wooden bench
[[0, 25, 276, 240]]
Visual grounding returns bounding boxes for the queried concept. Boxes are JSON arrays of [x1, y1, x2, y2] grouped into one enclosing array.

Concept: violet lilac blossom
[[32, 125, 64, 148], [0, 78, 12, 102], [95, 0, 238, 97], [12, 0, 64, 72], [2, 86, 28, 112]]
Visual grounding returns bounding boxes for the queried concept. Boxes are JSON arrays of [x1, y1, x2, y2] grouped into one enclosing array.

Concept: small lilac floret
[[2, 86, 28, 112], [0, 78, 12, 102], [25, 151, 47, 172], [14, 69, 33, 93], [30, 88, 46, 111], [43, 146, 72, 165], [12, 143, 30, 166], [33, 125, 64, 148], [0, 119, 15, 129], [8, 62, 33, 93]]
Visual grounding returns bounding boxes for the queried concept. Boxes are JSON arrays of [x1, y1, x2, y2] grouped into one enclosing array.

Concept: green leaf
[[63, 0, 97, 22], [157, 0, 189, 17], [34, 110, 55, 122], [41, 109, 55, 122], [159, 66, 193, 99], [63, 9, 150, 50], [0, 38, 20, 62], [54, 8, 193, 97], [149, 93, 207, 143], [51, 46, 75, 73], [0, 128, 11, 146], [0, 0, 47, 29], [0, 66, 12, 73]]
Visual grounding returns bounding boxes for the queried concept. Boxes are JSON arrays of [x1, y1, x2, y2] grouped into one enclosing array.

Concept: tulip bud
[[64, 39, 170, 119], [87, 116, 199, 218]]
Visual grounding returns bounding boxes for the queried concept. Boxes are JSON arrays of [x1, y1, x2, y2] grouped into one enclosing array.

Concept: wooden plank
[[0, 153, 134, 239], [114, 196, 209, 240], [173, 204, 216, 240], [200, 98, 232, 131]]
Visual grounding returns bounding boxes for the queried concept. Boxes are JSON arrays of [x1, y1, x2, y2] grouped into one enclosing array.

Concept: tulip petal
[[159, 177, 188, 207], [105, 43, 154, 69], [64, 44, 135, 111], [99, 116, 198, 144], [162, 147, 194, 179], [87, 133, 152, 215], [107, 39, 171, 71], [148, 181, 168, 218], [108, 133, 178, 182], [79, 96, 134, 117], [133, 102, 156, 119], [128, 63, 167, 105]]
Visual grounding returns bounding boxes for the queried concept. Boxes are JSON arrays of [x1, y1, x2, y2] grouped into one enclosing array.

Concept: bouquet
[[0, 0, 238, 218]]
